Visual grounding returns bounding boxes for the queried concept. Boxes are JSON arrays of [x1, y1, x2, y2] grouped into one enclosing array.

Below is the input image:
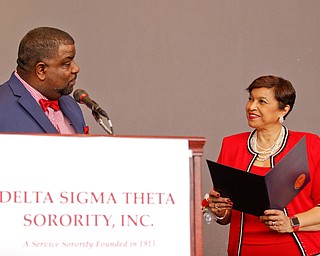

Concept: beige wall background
[[1, 1, 319, 255]]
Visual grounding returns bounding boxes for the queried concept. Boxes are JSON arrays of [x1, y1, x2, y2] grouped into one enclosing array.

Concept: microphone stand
[[91, 111, 114, 135]]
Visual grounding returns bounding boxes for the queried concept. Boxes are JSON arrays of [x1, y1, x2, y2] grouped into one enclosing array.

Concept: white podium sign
[[0, 134, 191, 256]]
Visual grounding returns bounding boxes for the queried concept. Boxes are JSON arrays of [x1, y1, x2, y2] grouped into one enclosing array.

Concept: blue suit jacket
[[0, 73, 86, 134]]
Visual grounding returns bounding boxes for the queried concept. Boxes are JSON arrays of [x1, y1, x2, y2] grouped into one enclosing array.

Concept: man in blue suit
[[0, 27, 88, 134]]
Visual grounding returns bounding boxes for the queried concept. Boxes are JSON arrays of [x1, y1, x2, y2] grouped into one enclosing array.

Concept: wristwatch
[[290, 216, 300, 232]]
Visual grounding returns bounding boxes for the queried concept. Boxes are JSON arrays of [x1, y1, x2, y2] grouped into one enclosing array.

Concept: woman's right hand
[[208, 189, 233, 224]]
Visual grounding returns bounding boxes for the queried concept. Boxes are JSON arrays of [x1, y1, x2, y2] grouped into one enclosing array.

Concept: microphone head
[[73, 89, 88, 103]]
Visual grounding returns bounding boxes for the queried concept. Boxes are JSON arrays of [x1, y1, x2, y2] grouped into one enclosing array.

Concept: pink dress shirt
[[14, 71, 76, 134]]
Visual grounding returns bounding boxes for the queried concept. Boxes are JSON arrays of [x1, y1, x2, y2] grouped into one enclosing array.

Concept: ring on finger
[[272, 221, 276, 226], [215, 204, 219, 209]]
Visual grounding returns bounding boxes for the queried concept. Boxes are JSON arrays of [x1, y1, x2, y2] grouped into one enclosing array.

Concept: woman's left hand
[[259, 209, 293, 233]]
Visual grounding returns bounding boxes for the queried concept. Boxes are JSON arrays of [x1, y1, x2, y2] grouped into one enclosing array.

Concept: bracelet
[[214, 209, 228, 220]]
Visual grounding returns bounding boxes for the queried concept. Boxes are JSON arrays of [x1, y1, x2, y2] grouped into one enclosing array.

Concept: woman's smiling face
[[246, 87, 288, 130]]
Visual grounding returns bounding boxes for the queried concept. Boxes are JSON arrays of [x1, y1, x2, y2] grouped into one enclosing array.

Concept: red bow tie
[[39, 99, 60, 112]]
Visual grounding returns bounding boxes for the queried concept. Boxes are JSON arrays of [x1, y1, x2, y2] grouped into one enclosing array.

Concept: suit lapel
[[9, 75, 59, 133], [59, 97, 83, 134]]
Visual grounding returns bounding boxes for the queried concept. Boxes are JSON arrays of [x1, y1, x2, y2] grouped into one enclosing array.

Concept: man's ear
[[35, 62, 47, 81]]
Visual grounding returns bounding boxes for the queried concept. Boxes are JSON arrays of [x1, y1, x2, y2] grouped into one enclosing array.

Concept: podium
[[0, 134, 205, 256]]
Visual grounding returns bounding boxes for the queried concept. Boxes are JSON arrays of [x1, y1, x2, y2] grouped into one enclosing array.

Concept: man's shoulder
[[0, 79, 15, 101], [0, 72, 21, 94]]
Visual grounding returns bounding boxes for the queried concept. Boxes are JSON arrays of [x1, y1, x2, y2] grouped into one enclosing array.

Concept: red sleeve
[[308, 134, 320, 204]]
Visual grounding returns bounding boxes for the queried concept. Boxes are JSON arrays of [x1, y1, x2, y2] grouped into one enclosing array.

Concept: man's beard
[[57, 86, 73, 96], [57, 75, 77, 96]]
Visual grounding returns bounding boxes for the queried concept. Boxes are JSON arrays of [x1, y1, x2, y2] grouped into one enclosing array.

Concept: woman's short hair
[[17, 27, 74, 72], [246, 75, 296, 119]]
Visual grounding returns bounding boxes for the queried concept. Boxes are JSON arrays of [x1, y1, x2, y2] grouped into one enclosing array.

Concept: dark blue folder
[[206, 137, 310, 216]]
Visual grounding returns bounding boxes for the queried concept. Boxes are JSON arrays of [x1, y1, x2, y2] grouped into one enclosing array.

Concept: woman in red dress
[[206, 75, 320, 256]]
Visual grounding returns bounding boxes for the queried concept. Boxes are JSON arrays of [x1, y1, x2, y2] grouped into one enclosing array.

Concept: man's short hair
[[17, 27, 75, 72]]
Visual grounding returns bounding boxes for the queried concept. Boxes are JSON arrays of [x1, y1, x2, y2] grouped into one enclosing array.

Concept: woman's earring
[[279, 116, 284, 124]]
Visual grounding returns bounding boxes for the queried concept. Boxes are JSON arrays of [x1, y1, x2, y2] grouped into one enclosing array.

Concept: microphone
[[73, 89, 109, 118], [73, 89, 114, 134]]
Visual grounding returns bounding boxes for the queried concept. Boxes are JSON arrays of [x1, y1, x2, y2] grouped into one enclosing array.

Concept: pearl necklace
[[250, 126, 285, 162]]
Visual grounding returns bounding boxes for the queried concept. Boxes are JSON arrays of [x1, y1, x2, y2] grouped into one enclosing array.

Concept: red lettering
[[23, 214, 111, 227], [122, 192, 175, 204], [0, 191, 11, 203], [60, 191, 68, 203], [24, 214, 32, 226], [60, 192, 116, 204], [121, 214, 151, 227], [0, 191, 53, 203], [77, 192, 88, 204]]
